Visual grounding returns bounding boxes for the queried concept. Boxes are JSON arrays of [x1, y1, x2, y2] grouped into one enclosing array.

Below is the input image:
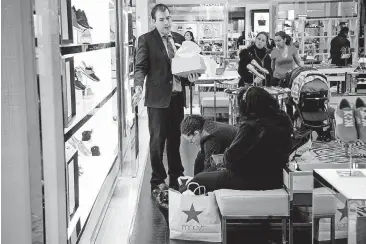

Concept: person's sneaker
[[355, 97, 366, 143], [335, 98, 358, 143]]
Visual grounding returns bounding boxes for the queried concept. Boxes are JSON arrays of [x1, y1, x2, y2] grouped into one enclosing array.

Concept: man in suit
[[132, 4, 199, 196]]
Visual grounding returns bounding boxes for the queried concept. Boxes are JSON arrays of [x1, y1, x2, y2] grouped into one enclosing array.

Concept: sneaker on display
[[74, 76, 86, 91], [76, 9, 93, 29], [355, 97, 366, 143], [335, 98, 358, 143], [71, 6, 83, 31], [79, 61, 100, 81]]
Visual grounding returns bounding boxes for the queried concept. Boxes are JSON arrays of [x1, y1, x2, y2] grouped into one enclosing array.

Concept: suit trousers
[[147, 93, 185, 186]]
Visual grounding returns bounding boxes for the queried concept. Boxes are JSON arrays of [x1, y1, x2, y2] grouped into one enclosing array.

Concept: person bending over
[[181, 115, 239, 175], [183, 86, 293, 192]]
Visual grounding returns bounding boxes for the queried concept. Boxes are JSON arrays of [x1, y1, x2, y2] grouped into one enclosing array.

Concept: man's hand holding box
[[172, 41, 207, 78]]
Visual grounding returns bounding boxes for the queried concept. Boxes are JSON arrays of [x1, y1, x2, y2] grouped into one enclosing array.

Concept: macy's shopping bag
[[169, 183, 222, 242]]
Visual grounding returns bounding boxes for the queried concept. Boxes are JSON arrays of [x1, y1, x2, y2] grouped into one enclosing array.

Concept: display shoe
[[80, 61, 100, 81], [91, 146, 100, 156], [355, 97, 366, 143], [335, 98, 358, 143], [72, 6, 83, 31], [76, 9, 93, 29], [283, 23, 292, 28], [74, 74, 86, 91], [80, 29, 92, 44], [82, 130, 93, 141]]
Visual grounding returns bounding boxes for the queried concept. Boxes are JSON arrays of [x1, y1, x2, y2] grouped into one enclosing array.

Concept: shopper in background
[[184, 31, 196, 43], [271, 31, 303, 117], [180, 115, 239, 175], [271, 31, 303, 87], [238, 32, 272, 87], [182, 86, 293, 192], [236, 31, 246, 49], [330, 27, 352, 67], [132, 4, 199, 197]]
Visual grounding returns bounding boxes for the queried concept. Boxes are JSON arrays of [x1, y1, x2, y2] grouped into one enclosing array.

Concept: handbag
[[169, 182, 222, 242]]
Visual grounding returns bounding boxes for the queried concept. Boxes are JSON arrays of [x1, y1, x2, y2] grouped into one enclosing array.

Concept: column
[[2, 0, 43, 243]]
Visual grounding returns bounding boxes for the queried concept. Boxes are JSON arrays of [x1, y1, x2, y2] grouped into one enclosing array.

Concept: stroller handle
[[305, 73, 328, 81]]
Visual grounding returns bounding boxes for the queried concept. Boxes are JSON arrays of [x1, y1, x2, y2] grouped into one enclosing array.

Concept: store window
[[34, 0, 123, 242], [272, 0, 361, 62]]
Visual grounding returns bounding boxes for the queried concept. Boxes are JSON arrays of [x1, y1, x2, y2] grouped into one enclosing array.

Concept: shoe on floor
[[355, 97, 366, 143], [334, 98, 358, 143], [151, 183, 168, 199]]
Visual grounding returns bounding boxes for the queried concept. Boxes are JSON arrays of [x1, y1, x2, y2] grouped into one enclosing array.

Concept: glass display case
[[271, 0, 361, 63], [33, 0, 126, 242]]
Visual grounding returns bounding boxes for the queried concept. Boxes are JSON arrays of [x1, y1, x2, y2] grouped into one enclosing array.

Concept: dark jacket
[[134, 28, 189, 108], [195, 121, 239, 175], [223, 111, 293, 190], [238, 45, 272, 87], [330, 33, 351, 67]]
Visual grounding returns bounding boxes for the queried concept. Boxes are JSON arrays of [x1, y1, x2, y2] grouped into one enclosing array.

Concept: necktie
[[164, 35, 175, 60]]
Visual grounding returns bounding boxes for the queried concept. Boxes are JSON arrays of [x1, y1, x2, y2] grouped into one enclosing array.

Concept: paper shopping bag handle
[[186, 182, 200, 191], [193, 185, 207, 195]]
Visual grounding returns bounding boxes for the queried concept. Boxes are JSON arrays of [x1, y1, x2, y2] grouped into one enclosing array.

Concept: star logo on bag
[[337, 202, 348, 221], [183, 204, 203, 224]]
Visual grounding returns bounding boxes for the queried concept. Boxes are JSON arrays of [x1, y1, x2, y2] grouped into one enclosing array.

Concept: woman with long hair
[[271, 31, 303, 86], [271, 31, 303, 118], [184, 30, 196, 43], [238, 32, 272, 87]]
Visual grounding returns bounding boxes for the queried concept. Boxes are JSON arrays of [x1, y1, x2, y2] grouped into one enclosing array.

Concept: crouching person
[[180, 115, 239, 175]]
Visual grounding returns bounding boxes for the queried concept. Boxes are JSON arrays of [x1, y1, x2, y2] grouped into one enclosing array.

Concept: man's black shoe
[[151, 183, 168, 198]]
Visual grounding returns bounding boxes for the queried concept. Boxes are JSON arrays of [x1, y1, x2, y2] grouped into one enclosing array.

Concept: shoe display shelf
[[66, 96, 119, 229], [272, 0, 361, 62], [58, 0, 118, 243]]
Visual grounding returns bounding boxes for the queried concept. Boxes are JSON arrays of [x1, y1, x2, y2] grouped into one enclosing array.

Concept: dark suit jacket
[[134, 28, 189, 108]]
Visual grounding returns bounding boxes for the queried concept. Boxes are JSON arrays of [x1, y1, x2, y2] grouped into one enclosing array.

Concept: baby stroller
[[288, 67, 333, 142]]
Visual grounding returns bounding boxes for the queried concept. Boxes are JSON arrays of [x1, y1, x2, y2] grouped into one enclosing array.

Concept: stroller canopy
[[289, 69, 329, 104]]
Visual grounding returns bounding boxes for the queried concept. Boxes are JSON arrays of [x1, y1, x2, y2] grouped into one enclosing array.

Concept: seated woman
[[238, 32, 272, 87], [181, 115, 239, 175], [184, 86, 293, 192]]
